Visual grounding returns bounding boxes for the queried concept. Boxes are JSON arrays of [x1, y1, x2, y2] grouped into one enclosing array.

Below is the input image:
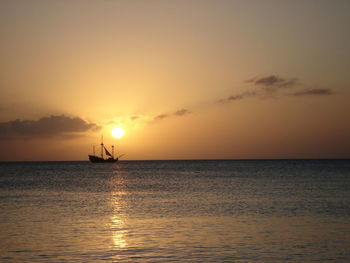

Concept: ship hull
[[88, 155, 118, 163]]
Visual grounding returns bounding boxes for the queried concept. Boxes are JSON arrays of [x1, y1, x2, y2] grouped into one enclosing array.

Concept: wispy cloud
[[130, 115, 140, 120], [247, 75, 297, 87], [217, 91, 256, 104], [154, 114, 169, 121], [218, 74, 334, 104], [153, 108, 191, 122], [291, 88, 333, 96], [174, 109, 191, 116], [0, 115, 100, 140], [119, 75, 334, 125]]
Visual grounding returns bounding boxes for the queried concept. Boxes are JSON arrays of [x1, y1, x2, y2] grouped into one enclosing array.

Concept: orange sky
[[0, 0, 349, 161]]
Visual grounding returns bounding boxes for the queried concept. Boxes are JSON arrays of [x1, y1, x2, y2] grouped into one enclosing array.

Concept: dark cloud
[[242, 74, 299, 99], [130, 115, 140, 120], [0, 115, 100, 140], [174, 109, 191, 116], [247, 75, 297, 87], [291, 88, 333, 96], [218, 91, 256, 104]]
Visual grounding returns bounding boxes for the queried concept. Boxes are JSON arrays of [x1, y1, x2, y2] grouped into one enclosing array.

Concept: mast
[[112, 145, 114, 159], [101, 134, 104, 159], [93, 145, 95, 156]]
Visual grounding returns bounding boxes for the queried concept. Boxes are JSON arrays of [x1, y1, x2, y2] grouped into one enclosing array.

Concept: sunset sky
[[0, 0, 349, 161]]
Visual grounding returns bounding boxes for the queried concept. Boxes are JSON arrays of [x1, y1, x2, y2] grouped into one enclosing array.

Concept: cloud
[[291, 88, 333, 96], [247, 75, 297, 87], [218, 91, 256, 104], [0, 115, 100, 140], [174, 109, 191, 116], [217, 74, 334, 104], [154, 114, 169, 121], [153, 108, 191, 122]]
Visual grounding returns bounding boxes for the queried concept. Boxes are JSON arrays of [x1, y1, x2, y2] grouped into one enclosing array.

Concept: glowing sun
[[112, 127, 125, 139]]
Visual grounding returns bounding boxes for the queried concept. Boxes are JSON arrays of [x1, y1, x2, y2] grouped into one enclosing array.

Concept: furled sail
[[104, 147, 113, 157]]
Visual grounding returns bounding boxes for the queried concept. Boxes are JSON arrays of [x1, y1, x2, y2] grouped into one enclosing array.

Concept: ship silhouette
[[88, 135, 123, 163]]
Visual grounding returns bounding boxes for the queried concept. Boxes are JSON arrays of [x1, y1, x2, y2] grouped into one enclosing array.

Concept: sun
[[112, 127, 125, 139]]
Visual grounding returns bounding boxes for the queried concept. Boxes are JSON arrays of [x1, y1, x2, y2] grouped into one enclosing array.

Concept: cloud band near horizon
[[0, 115, 100, 140]]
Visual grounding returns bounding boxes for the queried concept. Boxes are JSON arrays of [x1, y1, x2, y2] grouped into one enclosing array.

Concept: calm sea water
[[0, 159, 349, 262]]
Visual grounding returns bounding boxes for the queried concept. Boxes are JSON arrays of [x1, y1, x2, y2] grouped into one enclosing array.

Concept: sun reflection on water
[[111, 214, 127, 248], [109, 191, 128, 249]]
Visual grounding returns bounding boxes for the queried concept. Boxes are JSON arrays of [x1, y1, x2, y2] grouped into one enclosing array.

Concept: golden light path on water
[[111, 213, 127, 249], [109, 171, 128, 250]]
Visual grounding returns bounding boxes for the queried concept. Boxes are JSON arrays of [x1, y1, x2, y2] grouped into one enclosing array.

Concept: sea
[[0, 159, 349, 262]]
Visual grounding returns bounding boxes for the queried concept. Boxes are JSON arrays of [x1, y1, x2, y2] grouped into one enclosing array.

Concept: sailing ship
[[88, 135, 122, 163]]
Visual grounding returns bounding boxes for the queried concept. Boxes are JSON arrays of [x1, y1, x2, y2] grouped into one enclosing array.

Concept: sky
[[0, 0, 349, 161]]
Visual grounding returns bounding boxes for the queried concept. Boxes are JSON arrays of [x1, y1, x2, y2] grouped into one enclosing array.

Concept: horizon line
[[1, 157, 349, 163]]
